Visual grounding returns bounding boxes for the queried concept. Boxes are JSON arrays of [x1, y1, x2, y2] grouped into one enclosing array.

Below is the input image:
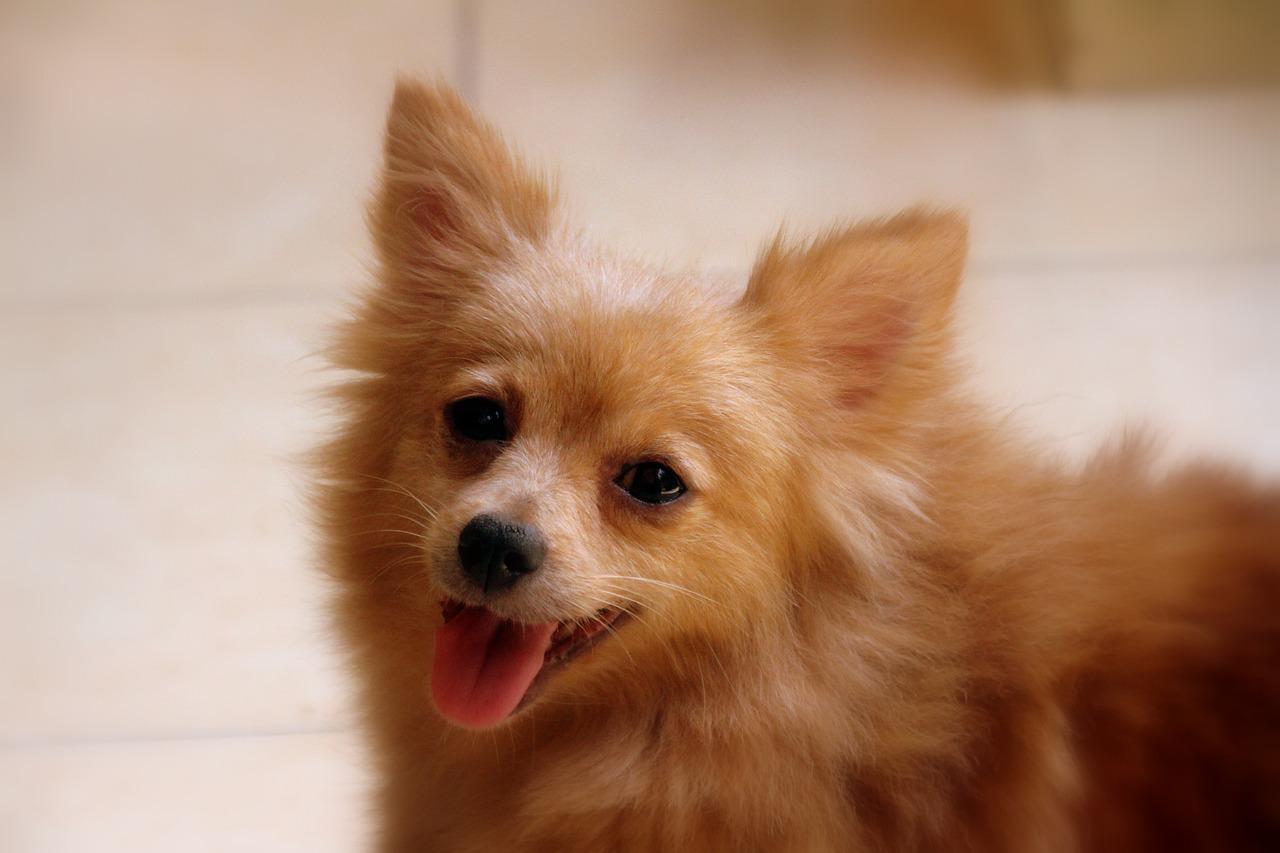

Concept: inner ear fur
[[371, 78, 556, 291], [741, 209, 968, 409]]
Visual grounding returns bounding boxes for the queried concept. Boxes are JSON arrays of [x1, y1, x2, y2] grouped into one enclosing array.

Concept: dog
[[316, 79, 1280, 851]]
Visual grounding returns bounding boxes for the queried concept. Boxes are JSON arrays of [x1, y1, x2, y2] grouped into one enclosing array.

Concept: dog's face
[[392, 239, 804, 728], [331, 81, 967, 729]]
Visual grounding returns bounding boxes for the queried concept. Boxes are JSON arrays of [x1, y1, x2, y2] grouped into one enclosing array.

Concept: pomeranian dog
[[317, 79, 1280, 851]]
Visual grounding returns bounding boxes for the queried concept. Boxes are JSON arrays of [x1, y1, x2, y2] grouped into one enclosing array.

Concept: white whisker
[[594, 574, 724, 609], [358, 510, 433, 531], [360, 474, 439, 521], [358, 527, 430, 542]]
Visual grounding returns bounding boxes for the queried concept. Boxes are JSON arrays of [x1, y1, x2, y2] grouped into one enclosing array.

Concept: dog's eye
[[616, 462, 686, 505], [447, 397, 508, 442]]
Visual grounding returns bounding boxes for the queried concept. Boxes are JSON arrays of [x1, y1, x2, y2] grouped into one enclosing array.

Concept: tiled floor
[[2, 1, 1278, 850]]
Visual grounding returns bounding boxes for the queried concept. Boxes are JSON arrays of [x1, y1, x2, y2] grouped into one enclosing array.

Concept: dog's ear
[[371, 78, 556, 294], [741, 209, 967, 411]]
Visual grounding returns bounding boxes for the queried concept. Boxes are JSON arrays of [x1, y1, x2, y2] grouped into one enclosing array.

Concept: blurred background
[[2, 1, 1277, 849]]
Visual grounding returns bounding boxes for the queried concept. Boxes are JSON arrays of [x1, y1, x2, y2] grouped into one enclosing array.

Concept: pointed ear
[[370, 78, 556, 289], [741, 209, 967, 410]]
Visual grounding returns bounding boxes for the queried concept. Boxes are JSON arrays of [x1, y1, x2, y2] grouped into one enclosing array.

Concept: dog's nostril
[[456, 514, 544, 593], [502, 550, 529, 576], [458, 537, 486, 569]]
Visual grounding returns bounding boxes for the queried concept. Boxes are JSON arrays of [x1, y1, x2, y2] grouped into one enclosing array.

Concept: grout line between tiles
[[0, 285, 357, 315], [454, 0, 480, 104], [0, 246, 1277, 316], [968, 247, 1280, 278], [0, 724, 354, 752]]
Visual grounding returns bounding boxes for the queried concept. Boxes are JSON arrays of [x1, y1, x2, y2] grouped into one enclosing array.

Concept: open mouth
[[431, 598, 629, 729]]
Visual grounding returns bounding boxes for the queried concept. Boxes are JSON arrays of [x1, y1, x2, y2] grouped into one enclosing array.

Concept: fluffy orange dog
[[317, 80, 1280, 851]]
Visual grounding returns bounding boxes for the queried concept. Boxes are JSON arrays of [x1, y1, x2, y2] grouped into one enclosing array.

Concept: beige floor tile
[[995, 93, 1280, 265], [0, 730, 370, 853], [0, 300, 354, 740], [959, 260, 1280, 473], [0, 0, 456, 303], [474, 0, 1280, 270]]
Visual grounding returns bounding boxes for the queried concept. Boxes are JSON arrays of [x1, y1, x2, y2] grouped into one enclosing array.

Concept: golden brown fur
[[316, 79, 1280, 851]]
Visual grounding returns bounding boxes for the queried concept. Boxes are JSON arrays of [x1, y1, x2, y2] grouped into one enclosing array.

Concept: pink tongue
[[431, 607, 557, 729]]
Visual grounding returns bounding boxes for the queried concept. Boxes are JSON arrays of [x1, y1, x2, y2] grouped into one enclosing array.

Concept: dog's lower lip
[[441, 598, 467, 623], [544, 606, 627, 663]]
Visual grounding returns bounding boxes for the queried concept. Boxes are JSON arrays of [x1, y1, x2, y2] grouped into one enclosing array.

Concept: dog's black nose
[[457, 514, 545, 593]]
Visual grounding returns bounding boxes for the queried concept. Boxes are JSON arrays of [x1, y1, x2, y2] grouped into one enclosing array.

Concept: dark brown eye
[[447, 397, 507, 442], [616, 462, 686, 505]]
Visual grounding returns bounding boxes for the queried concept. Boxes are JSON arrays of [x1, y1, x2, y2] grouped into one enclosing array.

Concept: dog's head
[[326, 80, 967, 729]]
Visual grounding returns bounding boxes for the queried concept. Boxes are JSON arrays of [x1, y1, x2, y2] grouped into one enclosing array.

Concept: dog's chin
[[430, 597, 631, 729]]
